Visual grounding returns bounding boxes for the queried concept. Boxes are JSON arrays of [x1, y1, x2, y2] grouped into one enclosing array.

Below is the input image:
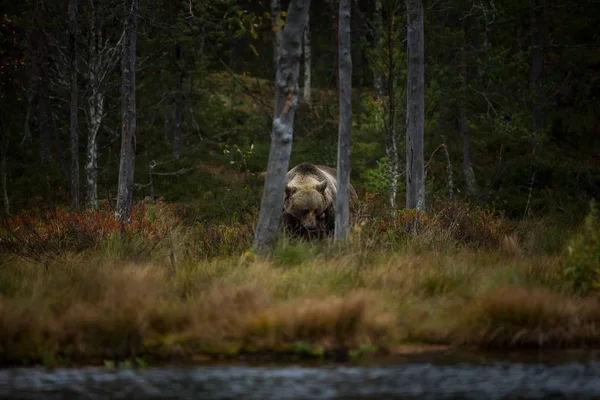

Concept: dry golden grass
[[447, 286, 600, 348], [0, 240, 597, 367], [0, 199, 596, 366]]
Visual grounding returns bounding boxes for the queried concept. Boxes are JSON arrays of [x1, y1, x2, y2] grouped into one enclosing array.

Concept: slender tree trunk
[[459, 24, 477, 197], [32, 7, 68, 182], [22, 93, 32, 144], [372, 0, 399, 212], [0, 123, 9, 215], [39, 64, 69, 181], [163, 112, 170, 144], [86, 18, 103, 210], [84, 1, 122, 210], [69, 0, 80, 209], [384, 9, 399, 212], [173, 71, 183, 160], [115, 0, 139, 222], [253, 0, 311, 256], [328, 0, 339, 81], [531, 0, 545, 133], [405, 0, 425, 210], [173, 44, 183, 160], [85, 124, 99, 209], [386, 119, 399, 209], [525, 0, 545, 218], [302, 14, 312, 104], [442, 139, 454, 201], [271, 0, 282, 69], [335, 0, 352, 243], [372, 0, 384, 96]]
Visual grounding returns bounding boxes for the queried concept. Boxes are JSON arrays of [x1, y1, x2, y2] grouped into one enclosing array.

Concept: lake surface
[[1, 350, 599, 399]]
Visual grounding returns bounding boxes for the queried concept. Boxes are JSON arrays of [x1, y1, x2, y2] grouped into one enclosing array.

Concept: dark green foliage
[[564, 201, 600, 295], [0, 0, 598, 223]]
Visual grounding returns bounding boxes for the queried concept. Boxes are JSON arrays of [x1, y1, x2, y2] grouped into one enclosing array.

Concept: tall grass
[[0, 197, 597, 367]]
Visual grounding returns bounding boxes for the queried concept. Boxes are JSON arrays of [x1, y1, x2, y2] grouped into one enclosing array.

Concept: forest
[[0, 0, 599, 367]]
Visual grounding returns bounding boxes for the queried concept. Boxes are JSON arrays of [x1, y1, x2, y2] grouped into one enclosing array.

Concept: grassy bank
[[0, 198, 598, 368]]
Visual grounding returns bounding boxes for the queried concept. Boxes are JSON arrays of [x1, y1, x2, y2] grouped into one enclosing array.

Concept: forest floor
[[0, 196, 599, 368]]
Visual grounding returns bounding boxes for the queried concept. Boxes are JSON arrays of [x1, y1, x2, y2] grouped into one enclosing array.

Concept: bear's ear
[[285, 185, 296, 197], [316, 180, 328, 193]]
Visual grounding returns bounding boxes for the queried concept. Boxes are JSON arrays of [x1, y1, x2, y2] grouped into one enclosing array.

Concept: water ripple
[[0, 361, 599, 399]]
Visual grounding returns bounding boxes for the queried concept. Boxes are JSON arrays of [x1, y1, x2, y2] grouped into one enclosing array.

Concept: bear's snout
[[302, 210, 318, 230]]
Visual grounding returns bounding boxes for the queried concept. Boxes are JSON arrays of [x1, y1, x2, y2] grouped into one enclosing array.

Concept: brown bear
[[282, 163, 358, 239]]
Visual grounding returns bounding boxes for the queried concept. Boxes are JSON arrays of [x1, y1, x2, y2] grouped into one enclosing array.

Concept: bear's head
[[283, 179, 330, 231]]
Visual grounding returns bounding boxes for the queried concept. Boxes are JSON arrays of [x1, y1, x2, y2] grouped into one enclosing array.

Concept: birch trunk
[[253, 0, 311, 256], [115, 0, 139, 223], [334, 0, 352, 243], [405, 0, 425, 210], [85, 69, 102, 211], [302, 14, 312, 104], [384, 11, 399, 212], [85, 0, 123, 209], [85, 12, 106, 210], [69, 0, 80, 209], [271, 0, 282, 69]]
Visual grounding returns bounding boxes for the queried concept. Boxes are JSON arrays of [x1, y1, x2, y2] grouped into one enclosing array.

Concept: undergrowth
[[0, 196, 596, 367]]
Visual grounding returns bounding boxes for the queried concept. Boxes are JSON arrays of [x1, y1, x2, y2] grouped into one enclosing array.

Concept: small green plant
[[563, 200, 600, 295], [349, 344, 379, 361], [223, 143, 255, 172], [291, 342, 324, 358], [364, 158, 391, 197]]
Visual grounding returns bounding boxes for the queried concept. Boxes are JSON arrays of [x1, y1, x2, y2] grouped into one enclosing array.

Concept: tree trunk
[[0, 123, 9, 215], [384, 5, 399, 212], [334, 0, 352, 243], [115, 0, 139, 222], [173, 44, 183, 160], [39, 62, 69, 182], [32, 7, 68, 182], [69, 0, 80, 209], [253, 0, 311, 256], [531, 0, 545, 133], [372, 0, 399, 212], [173, 71, 183, 160], [405, 0, 425, 210], [271, 0, 283, 70], [525, 0, 545, 218], [86, 17, 103, 210], [459, 24, 477, 197], [22, 93, 32, 144], [85, 123, 99, 209], [327, 0, 338, 81], [302, 14, 312, 104]]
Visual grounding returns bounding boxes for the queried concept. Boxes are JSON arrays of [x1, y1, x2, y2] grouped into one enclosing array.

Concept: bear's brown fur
[[282, 163, 358, 239]]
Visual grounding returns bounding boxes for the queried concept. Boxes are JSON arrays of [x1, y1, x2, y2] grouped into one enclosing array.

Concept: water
[[1, 350, 599, 399]]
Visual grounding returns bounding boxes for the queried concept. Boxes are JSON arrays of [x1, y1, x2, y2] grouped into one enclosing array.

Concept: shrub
[[0, 199, 183, 262], [563, 200, 600, 295]]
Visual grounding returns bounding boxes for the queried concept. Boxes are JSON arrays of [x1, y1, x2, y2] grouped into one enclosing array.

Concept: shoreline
[[5, 344, 600, 370]]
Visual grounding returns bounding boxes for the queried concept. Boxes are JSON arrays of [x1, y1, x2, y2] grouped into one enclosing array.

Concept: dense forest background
[[1, 0, 599, 224]]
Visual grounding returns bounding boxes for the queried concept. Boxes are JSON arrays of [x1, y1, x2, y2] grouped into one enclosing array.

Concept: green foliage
[[563, 201, 600, 295], [348, 344, 379, 361], [363, 158, 392, 197], [272, 241, 322, 268]]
